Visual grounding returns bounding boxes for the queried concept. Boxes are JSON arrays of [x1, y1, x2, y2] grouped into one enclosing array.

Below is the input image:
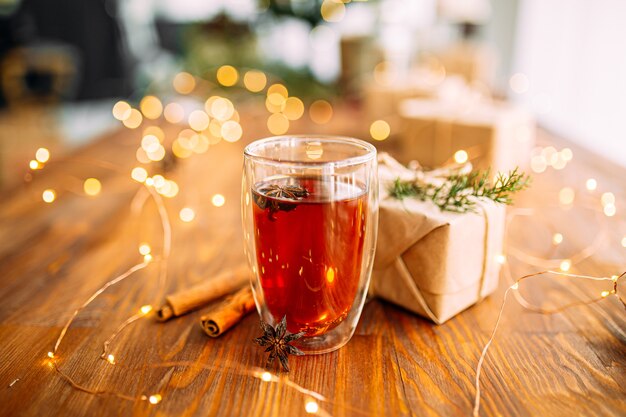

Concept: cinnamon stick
[[156, 265, 251, 321], [200, 286, 256, 337]]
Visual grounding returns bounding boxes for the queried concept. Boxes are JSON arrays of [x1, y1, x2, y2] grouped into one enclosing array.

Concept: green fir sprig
[[390, 168, 530, 213]]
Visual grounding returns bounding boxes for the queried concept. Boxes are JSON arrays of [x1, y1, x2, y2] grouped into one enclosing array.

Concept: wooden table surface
[[0, 106, 624, 417]]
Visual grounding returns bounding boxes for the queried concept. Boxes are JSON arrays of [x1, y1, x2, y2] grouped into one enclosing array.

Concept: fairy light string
[[472, 270, 625, 417]]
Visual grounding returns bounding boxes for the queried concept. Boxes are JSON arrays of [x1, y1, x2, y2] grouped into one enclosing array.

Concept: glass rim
[[244, 135, 377, 168]]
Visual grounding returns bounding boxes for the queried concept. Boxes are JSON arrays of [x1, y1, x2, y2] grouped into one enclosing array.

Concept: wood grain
[[0, 106, 624, 417]]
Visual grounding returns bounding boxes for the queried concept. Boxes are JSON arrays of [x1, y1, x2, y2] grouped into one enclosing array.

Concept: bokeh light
[[131, 167, 148, 183], [454, 150, 469, 164], [42, 189, 56, 203], [164, 102, 185, 124], [243, 70, 267, 92], [585, 178, 597, 191], [112, 101, 131, 121], [212, 194, 226, 207], [309, 100, 333, 124], [211, 97, 235, 121], [188, 110, 210, 131], [267, 113, 289, 135], [369, 120, 390, 141], [267, 84, 288, 98], [217, 65, 238, 87], [83, 178, 102, 196], [122, 109, 143, 129], [179, 207, 196, 223], [139, 96, 163, 120], [282, 97, 305, 120], [173, 72, 196, 94], [35, 148, 50, 163], [509, 73, 530, 94], [221, 121, 243, 142], [321, 0, 345, 22]]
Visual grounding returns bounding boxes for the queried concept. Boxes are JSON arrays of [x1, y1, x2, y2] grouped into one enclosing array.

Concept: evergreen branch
[[390, 168, 530, 213]]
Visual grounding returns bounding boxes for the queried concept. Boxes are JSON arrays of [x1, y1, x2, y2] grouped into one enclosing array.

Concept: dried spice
[[253, 184, 309, 220], [254, 316, 304, 372]]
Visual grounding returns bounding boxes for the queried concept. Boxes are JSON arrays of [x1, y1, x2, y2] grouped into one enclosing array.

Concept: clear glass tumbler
[[242, 136, 378, 354]]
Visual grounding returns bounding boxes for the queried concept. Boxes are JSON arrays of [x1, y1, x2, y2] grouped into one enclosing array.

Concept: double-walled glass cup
[[242, 136, 378, 354]]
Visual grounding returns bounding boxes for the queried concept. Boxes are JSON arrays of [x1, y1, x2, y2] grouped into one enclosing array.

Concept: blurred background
[[0, 0, 624, 190]]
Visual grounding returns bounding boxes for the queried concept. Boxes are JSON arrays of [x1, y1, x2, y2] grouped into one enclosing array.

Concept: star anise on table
[[254, 316, 305, 372]]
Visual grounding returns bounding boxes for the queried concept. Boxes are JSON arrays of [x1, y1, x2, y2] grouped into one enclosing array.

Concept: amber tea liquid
[[252, 177, 367, 336]]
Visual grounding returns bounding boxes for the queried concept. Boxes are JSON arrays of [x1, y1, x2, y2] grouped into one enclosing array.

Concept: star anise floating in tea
[[253, 183, 309, 220], [259, 184, 309, 200], [254, 316, 304, 372]]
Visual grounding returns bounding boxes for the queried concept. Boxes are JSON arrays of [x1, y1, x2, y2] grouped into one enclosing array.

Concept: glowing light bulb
[[511, 282, 519, 290], [585, 178, 597, 191], [621, 236, 626, 248], [106, 354, 115, 364], [552, 233, 563, 245], [495, 254, 506, 265], [83, 178, 102, 196], [261, 372, 272, 382], [29, 160, 40, 170], [144, 254, 153, 263], [601, 290, 610, 297], [36, 148, 50, 163], [369, 120, 390, 141], [304, 400, 319, 414], [212, 194, 226, 207], [131, 167, 148, 183], [454, 150, 469, 164], [560, 259, 571, 272], [148, 394, 162, 404], [42, 189, 56, 203], [140, 305, 153, 314], [139, 244, 151, 255], [179, 207, 195, 223], [47, 352, 55, 359]]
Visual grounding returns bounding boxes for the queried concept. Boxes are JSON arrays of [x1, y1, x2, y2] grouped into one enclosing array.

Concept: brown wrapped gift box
[[398, 98, 535, 172], [370, 154, 505, 324]]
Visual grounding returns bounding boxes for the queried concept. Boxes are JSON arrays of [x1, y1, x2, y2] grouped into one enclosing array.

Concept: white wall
[[511, 0, 626, 167]]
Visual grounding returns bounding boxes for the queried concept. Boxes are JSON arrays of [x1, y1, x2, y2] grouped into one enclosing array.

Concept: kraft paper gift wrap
[[370, 154, 506, 324], [398, 98, 535, 173]]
